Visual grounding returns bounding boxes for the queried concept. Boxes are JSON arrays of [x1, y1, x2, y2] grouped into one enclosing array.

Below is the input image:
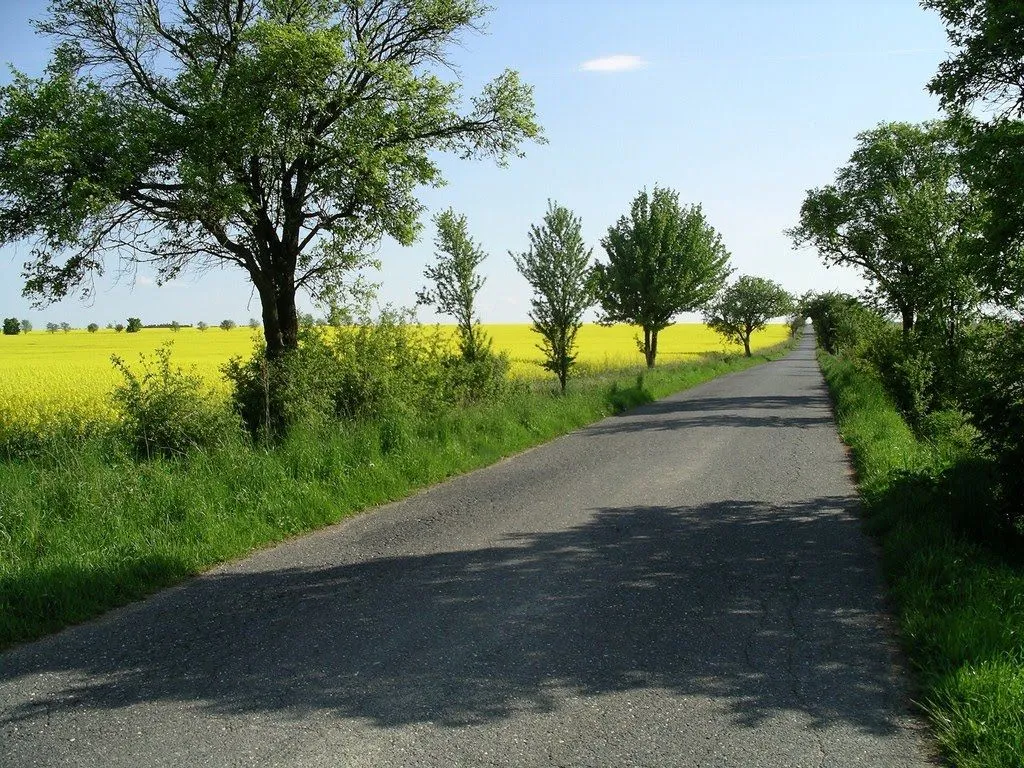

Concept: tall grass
[[0, 345, 789, 650], [819, 352, 1024, 768]]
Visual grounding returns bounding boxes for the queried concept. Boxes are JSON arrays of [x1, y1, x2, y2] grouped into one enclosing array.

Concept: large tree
[[592, 186, 731, 368], [925, 0, 1024, 310], [0, 0, 542, 362], [789, 121, 984, 337], [704, 275, 793, 357], [511, 201, 593, 392]]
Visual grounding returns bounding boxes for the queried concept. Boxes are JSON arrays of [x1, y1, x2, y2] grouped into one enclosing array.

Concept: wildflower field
[[0, 323, 788, 431]]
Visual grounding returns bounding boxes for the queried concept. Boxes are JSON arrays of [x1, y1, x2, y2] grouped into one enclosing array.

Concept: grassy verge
[[819, 351, 1024, 768], [0, 343, 791, 651]]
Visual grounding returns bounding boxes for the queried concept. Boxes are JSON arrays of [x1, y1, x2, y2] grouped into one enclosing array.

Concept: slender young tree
[[592, 186, 731, 367], [704, 276, 794, 357], [511, 201, 593, 392], [417, 209, 490, 362], [0, 0, 542, 375]]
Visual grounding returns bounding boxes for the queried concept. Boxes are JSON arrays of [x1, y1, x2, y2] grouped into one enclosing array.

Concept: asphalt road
[[0, 332, 932, 767]]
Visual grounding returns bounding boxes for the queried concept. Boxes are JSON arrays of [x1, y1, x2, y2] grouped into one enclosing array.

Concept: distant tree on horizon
[[87, 322, 99, 333], [220, 319, 237, 331], [19, 319, 30, 333], [2, 317, 20, 335], [705, 276, 794, 357], [126, 317, 142, 333]]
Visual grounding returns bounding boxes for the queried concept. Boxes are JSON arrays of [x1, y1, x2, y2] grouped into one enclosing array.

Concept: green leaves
[[0, 0, 542, 355], [591, 185, 732, 365], [511, 201, 594, 390], [417, 208, 490, 362], [704, 276, 794, 356], [789, 121, 984, 333]]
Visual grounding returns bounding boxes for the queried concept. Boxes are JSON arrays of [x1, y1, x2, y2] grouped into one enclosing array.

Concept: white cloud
[[578, 54, 648, 73]]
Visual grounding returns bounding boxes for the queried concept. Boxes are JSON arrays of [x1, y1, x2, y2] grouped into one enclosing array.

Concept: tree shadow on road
[[0, 495, 911, 739], [589, 393, 836, 433]]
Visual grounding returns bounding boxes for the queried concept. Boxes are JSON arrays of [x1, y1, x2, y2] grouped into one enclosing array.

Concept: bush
[[964, 320, 1024, 537], [860, 325, 934, 428], [2, 317, 20, 335], [126, 317, 142, 333], [111, 345, 240, 459], [225, 311, 511, 437], [220, 319, 237, 331], [87, 323, 99, 333]]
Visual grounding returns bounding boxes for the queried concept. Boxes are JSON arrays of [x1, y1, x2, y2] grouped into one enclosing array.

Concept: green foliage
[[0, 0, 542, 370], [704, 275, 794, 356], [820, 351, 1024, 768], [417, 209, 491, 363], [195, 321, 208, 332], [113, 323, 125, 333], [511, 201, 594, 391], [126, 317, 142, 333], [59, 322, 71, 333], [45, 322, 58, 333], [220, 319, 237, 331], [111, 345, 240, 460], [86, 322, 99, 333], [2, 317, 19, 335], [225, 311, 509, 438], [789, 121, 985, 334], [924, 0, 1024, 309], [592, 186, 732, 367], [169, 321, 180, 332], [19, 319, 30, 333]]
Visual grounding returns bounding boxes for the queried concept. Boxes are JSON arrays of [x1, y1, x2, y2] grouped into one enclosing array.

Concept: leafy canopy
[[705, 275, 793, 356], [0, 0, 542, 332], [592, 186, 731, 366], [417, 208, 490, 362], [511, 201, 593, 391], [788, 121, 984, 332]]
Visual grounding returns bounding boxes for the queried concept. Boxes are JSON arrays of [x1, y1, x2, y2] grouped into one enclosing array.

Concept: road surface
[[0, 333, 932, 766]]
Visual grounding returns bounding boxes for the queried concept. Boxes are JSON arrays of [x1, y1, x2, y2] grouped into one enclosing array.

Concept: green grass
[[0, 344, 791, 651], [819, 351, 1024, 768]]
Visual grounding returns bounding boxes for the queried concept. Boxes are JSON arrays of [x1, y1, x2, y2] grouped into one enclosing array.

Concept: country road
[[0, 333, 931, 767]]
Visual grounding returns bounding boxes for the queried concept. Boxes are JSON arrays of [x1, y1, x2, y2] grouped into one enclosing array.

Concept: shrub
[[126, 317, 142, 333], [2, 317, 20, 335], [111, 345, 240, 459], [225, 311, 511, 437], [114, 323, 125, 333], [87, 323, 99, 333], [220, 319, 237, 331], [861, 325, 934, 428]]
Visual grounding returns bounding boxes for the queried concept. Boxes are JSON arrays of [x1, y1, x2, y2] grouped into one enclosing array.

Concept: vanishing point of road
[[0, 333, 932, 767]]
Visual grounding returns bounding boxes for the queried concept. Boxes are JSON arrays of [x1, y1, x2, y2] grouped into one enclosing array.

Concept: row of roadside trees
[[417, 187, 792, 392], [0, 0, 792, 425], [789, 0, 1024, 540]]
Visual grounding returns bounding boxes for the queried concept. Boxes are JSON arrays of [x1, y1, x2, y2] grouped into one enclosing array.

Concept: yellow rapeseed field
[[0, 323, 787, 429]]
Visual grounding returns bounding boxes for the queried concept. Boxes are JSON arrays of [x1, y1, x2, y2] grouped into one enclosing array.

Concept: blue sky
[[0, 0, 949, 327]]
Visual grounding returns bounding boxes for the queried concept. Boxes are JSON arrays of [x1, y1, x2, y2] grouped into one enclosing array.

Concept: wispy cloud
[[579, 54, 648, 73]]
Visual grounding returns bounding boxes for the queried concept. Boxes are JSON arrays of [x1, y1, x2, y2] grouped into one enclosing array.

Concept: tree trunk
[[743, 335, 751, 357], [643, 326, 658, 368], [900, 306, 915, 338], [259, 279, 299, 359]]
